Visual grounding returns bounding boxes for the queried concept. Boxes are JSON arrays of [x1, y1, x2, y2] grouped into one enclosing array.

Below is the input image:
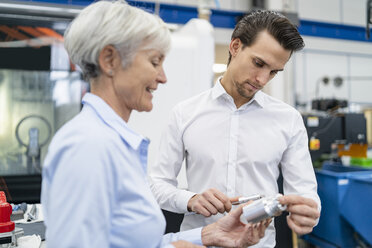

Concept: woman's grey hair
[[64, 0, 171, 80]]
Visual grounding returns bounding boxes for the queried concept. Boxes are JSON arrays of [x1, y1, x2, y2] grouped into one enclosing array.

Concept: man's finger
[[203, 200, 220, 215], [279, 195, 318, 208], [199, 199, 219, 216], [212, 191, 231, 213], [203, 193, 228, 215], [203, 188, 231, 213], [286, 215, 314, 235], [286, 204, 320, 219], [204, 193, 229, 214], [288, 213, 317, 228], [229, 196, 240, 203]]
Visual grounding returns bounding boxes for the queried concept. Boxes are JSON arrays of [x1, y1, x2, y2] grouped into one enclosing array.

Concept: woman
[[41, 1, 269, 247]]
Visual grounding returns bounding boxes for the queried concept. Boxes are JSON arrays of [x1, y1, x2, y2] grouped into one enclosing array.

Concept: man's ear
[[98, 45, 120, 77], [229, 38, 242, 58]]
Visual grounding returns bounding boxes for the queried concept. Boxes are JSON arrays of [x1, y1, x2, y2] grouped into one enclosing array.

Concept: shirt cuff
[[178, 227, 203, 245], [175, 190, 197, 213]]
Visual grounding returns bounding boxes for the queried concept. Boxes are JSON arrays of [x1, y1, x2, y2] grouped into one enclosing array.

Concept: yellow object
[[309, 137, 320, 150], [338, 143, 368, 158]]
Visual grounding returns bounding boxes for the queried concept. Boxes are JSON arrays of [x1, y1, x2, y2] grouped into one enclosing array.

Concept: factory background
[[0, 0, 371, 247]]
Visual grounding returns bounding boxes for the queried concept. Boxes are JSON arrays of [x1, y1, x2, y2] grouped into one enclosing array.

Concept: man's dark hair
[[227, 10, 304, 65]]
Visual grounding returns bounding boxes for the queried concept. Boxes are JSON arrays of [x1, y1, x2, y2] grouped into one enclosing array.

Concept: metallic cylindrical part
[[240, 194, 287, 224]]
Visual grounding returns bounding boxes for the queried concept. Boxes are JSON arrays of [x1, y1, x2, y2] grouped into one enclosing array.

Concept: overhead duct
[[0, 1, 82, 31]]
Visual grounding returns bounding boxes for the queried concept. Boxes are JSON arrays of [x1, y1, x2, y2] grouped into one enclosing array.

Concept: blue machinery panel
[[12, 0, 372, 43]]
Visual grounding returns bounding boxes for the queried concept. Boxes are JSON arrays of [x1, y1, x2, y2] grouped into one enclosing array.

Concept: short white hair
[[64, 0, 171, 79]]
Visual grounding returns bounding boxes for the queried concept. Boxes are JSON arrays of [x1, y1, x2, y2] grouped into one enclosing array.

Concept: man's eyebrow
[[255, 56, 284, 71]]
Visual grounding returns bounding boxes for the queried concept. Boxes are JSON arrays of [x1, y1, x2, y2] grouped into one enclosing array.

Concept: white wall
[[298, 0, 367, 26], [293, 36, 372, 110], [139, 0, 252, 11], [136, 1, 372, 109], [140, 0, 368, 27], [128, 19, 215, 188], [261, 0, 372, 108]]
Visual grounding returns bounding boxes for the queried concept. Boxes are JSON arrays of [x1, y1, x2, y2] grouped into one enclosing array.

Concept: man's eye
[[270, 70, 278, 75], [253, 59, 263, 67]]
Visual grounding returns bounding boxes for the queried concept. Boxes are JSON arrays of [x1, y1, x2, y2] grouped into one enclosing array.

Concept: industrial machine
[[302, 99, 368, 166], [0, 69, 85, 203], [0, 1, 86, 203], [301, 98, 371, 247]]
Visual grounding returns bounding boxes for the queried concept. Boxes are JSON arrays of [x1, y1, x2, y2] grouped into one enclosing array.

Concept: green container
[[350, 157, 372, 168]]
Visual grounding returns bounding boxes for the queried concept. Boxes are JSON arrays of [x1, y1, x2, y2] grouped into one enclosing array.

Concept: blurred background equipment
[[0, 68, 85, 203], [0, 0, 86, 204], [303, 101, 367, 167], [15, 115, 52, 174], [367, 0, 372, 39]]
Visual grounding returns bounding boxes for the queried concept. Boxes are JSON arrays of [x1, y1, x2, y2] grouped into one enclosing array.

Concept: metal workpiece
[[240, 194, 287, 224], [231, 194, 264, 205]]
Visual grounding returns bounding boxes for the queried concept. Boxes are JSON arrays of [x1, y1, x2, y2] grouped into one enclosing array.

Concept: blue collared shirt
[[41, 93, 202, 248]]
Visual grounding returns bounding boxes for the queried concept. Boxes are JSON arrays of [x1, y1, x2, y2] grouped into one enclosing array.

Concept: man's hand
[[187, 188, 232, 217], [279, 195, 320, 235], [201, 204, 271, 248], [172, 240, 205, 248]]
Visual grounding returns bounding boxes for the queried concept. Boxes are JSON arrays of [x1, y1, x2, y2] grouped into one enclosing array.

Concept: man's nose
[[255, 70, 272, 86]]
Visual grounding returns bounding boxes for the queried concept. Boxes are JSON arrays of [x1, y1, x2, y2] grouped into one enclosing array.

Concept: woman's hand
[[201, 204, 271, 248]]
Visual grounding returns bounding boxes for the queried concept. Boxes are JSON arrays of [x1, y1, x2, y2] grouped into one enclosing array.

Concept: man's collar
[[211, 77, 227, 100], [212, 77, 265, 108]]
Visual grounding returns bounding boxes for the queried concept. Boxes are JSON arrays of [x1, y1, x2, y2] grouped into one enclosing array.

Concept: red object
[[0, 191, 15, 233]]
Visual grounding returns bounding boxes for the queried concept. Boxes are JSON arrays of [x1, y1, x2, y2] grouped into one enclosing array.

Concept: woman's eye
[[270, 70, 278, 75]]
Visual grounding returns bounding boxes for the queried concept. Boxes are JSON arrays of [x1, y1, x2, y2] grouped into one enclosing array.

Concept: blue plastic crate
[[340, 174, 372, 246], [303, 163, 372, 247], [311, 170, 356, 247], [322, 161, 371, 172]]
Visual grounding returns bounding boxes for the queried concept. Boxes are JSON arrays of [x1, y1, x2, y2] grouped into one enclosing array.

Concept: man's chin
[[239, 90, 256, 100]]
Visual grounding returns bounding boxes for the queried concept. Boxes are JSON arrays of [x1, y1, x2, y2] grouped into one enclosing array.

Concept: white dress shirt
[[149, 79, 320, 247]]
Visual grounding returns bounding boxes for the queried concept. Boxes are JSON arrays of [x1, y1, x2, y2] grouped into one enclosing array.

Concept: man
[[149, 10, 321, 247]]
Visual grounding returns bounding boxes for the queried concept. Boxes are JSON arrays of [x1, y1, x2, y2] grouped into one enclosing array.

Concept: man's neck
[[220, 76, 252, 109]]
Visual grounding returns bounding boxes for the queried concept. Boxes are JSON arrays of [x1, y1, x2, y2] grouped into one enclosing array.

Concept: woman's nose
[[157, 67, 167, 84]]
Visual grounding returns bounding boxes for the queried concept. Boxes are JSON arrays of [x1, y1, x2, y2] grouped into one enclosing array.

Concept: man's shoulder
[[174, 88, 213, 110], [260, 91, 299, 114]]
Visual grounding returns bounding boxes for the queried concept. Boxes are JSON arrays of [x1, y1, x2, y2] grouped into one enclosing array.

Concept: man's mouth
[[246, 82, 259, 90]]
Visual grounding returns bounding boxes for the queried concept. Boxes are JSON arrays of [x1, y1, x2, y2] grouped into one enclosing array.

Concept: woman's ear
[[98, 45, 121, 77], [229, 38, 242, 58]]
